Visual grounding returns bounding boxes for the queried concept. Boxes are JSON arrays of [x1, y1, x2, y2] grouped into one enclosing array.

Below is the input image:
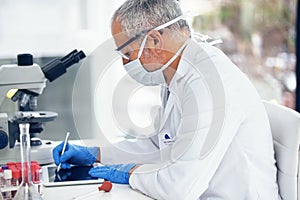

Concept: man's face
[[111, 20, 166, 72], [111, 20, 136, 64]]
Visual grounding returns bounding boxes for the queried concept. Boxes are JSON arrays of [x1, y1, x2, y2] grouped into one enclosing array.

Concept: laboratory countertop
[[42, 182, 153, 200]]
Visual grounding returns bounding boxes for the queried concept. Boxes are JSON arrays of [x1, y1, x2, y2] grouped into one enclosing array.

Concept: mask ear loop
[[160, 39, 188, 71], [136, 14, 189, 63], [137, 35, 149, 58], [138, 14, 188, 71], [154, 14, 186, 31], [136, 14, 181, 59]]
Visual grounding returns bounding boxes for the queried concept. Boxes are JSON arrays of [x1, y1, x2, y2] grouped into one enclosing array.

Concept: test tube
[[12, 169, 21, 186], [11, 169, 21, 198], [15, 162, 21, 169], [6, 162, 16, 170], [0, 168, 3, 188], [35, 165, 42, 195], [3, 169, 12, 186], [31, 163, 37, 183], [3, 169, 12, 199]]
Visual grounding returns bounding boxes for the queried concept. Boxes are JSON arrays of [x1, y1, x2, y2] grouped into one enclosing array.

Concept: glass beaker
[[13, 123, 42, 200]]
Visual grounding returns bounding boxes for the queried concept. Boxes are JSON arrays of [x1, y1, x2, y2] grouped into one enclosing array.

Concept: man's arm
[[99, 136, 161, 165]]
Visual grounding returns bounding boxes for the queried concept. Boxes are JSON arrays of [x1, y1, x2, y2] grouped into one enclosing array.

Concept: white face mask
[[124, 15, 187, 86]]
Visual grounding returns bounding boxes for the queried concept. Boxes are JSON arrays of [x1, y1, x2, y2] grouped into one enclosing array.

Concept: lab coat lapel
[[158, 39, 214, 132], [158, 44, 190, 131], [159, 94, 174, 131]]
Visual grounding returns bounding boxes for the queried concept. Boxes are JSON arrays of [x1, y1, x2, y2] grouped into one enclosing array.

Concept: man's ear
[[148, 30, 164, 54]]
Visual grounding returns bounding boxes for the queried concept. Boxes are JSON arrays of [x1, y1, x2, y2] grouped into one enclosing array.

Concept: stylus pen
[[57, 131, 70, 172]]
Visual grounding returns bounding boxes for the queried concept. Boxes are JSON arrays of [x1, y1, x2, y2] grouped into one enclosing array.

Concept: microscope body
[[0, 51, 85, 164], [0, 62, 53, 164], [0, 63, 46, 108]]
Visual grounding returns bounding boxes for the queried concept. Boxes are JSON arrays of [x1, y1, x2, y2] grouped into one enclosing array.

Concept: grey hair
[[112, 0, 190, 42]]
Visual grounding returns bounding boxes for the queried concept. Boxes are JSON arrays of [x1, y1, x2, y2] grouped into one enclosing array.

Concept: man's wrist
[[96, 147, 101, 162], [129, 165, 140, 176]]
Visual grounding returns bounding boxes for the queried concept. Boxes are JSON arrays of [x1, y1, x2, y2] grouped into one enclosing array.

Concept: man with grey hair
[[53, 0, 280, 199]]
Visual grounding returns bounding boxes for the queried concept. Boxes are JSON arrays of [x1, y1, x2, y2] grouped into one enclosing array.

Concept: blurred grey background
[[0, 0, 296, 142]]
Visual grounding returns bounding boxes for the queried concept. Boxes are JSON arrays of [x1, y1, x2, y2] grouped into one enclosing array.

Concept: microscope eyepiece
[[17, 54, 33, 66], [41, 50, 86, 82]]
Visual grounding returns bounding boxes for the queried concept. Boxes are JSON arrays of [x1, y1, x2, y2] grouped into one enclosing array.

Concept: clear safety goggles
[[115, 15, 186, 61], [115, 28, 152, 60]]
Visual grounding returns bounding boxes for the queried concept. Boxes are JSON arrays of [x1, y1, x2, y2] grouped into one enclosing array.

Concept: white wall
[[0, 0, 125, 141], [0, 0, 121, 58]]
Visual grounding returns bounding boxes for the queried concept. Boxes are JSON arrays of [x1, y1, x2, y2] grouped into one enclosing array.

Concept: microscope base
[[0, 140, 56, 165]]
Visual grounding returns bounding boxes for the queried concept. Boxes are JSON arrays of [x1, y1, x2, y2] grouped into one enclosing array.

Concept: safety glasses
[[115, 28, 152, 60]]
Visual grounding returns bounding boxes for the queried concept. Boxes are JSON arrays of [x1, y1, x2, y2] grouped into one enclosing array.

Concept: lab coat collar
[[169, 39, 192, 88], [161, 38, 218, 129], [168, 38, 206, 90], [160, 39, 201, 129]]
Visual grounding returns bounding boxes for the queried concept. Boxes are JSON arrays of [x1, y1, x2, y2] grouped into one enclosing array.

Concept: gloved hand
[[52, 142, 98, 169], [89, 163, 136, 184]]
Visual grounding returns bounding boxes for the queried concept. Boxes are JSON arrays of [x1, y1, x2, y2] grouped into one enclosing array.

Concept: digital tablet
[[42, 164, 104, 187]]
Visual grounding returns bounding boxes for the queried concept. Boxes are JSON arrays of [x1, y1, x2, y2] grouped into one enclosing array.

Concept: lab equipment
[[52, 143, 98, 169], [0, 50, 86, 164], [0, 161, 43, 199], [11, 169, 20, 186], [11, 169, 19, 199], [13, 123, 42, 200], [72, 181, 112, 200], [88, 163, 136, 184], [0, 169, 3, 188], [2, 170, 12, 199], [3, 170, 12, 187], [56, 132, 70, 172], [98, 181, 113, 192], [42, 164, 103, 187]]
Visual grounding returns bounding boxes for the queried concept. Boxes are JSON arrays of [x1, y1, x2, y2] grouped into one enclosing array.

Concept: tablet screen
[[42, 165, 103, 186], [47, 165, 97, 182]]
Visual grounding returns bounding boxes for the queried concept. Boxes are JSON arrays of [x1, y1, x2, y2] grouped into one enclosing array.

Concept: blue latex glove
[[89, 163, 136, 184], [52, 142, 98, 169]]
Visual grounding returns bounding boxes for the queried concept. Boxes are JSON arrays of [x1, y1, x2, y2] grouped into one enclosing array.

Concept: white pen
[[57, 131, 70, 172]]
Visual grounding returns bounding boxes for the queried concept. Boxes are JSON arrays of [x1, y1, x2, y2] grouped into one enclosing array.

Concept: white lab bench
[[42, 183, 153, 200], [38, 140, 153, 199]]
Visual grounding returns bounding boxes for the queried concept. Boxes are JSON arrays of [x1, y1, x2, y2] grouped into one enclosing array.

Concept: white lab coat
[[100, 39, 280, 200]]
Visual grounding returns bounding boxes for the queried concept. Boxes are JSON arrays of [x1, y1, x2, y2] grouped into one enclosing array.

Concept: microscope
[[0, 50, 86, 164]]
